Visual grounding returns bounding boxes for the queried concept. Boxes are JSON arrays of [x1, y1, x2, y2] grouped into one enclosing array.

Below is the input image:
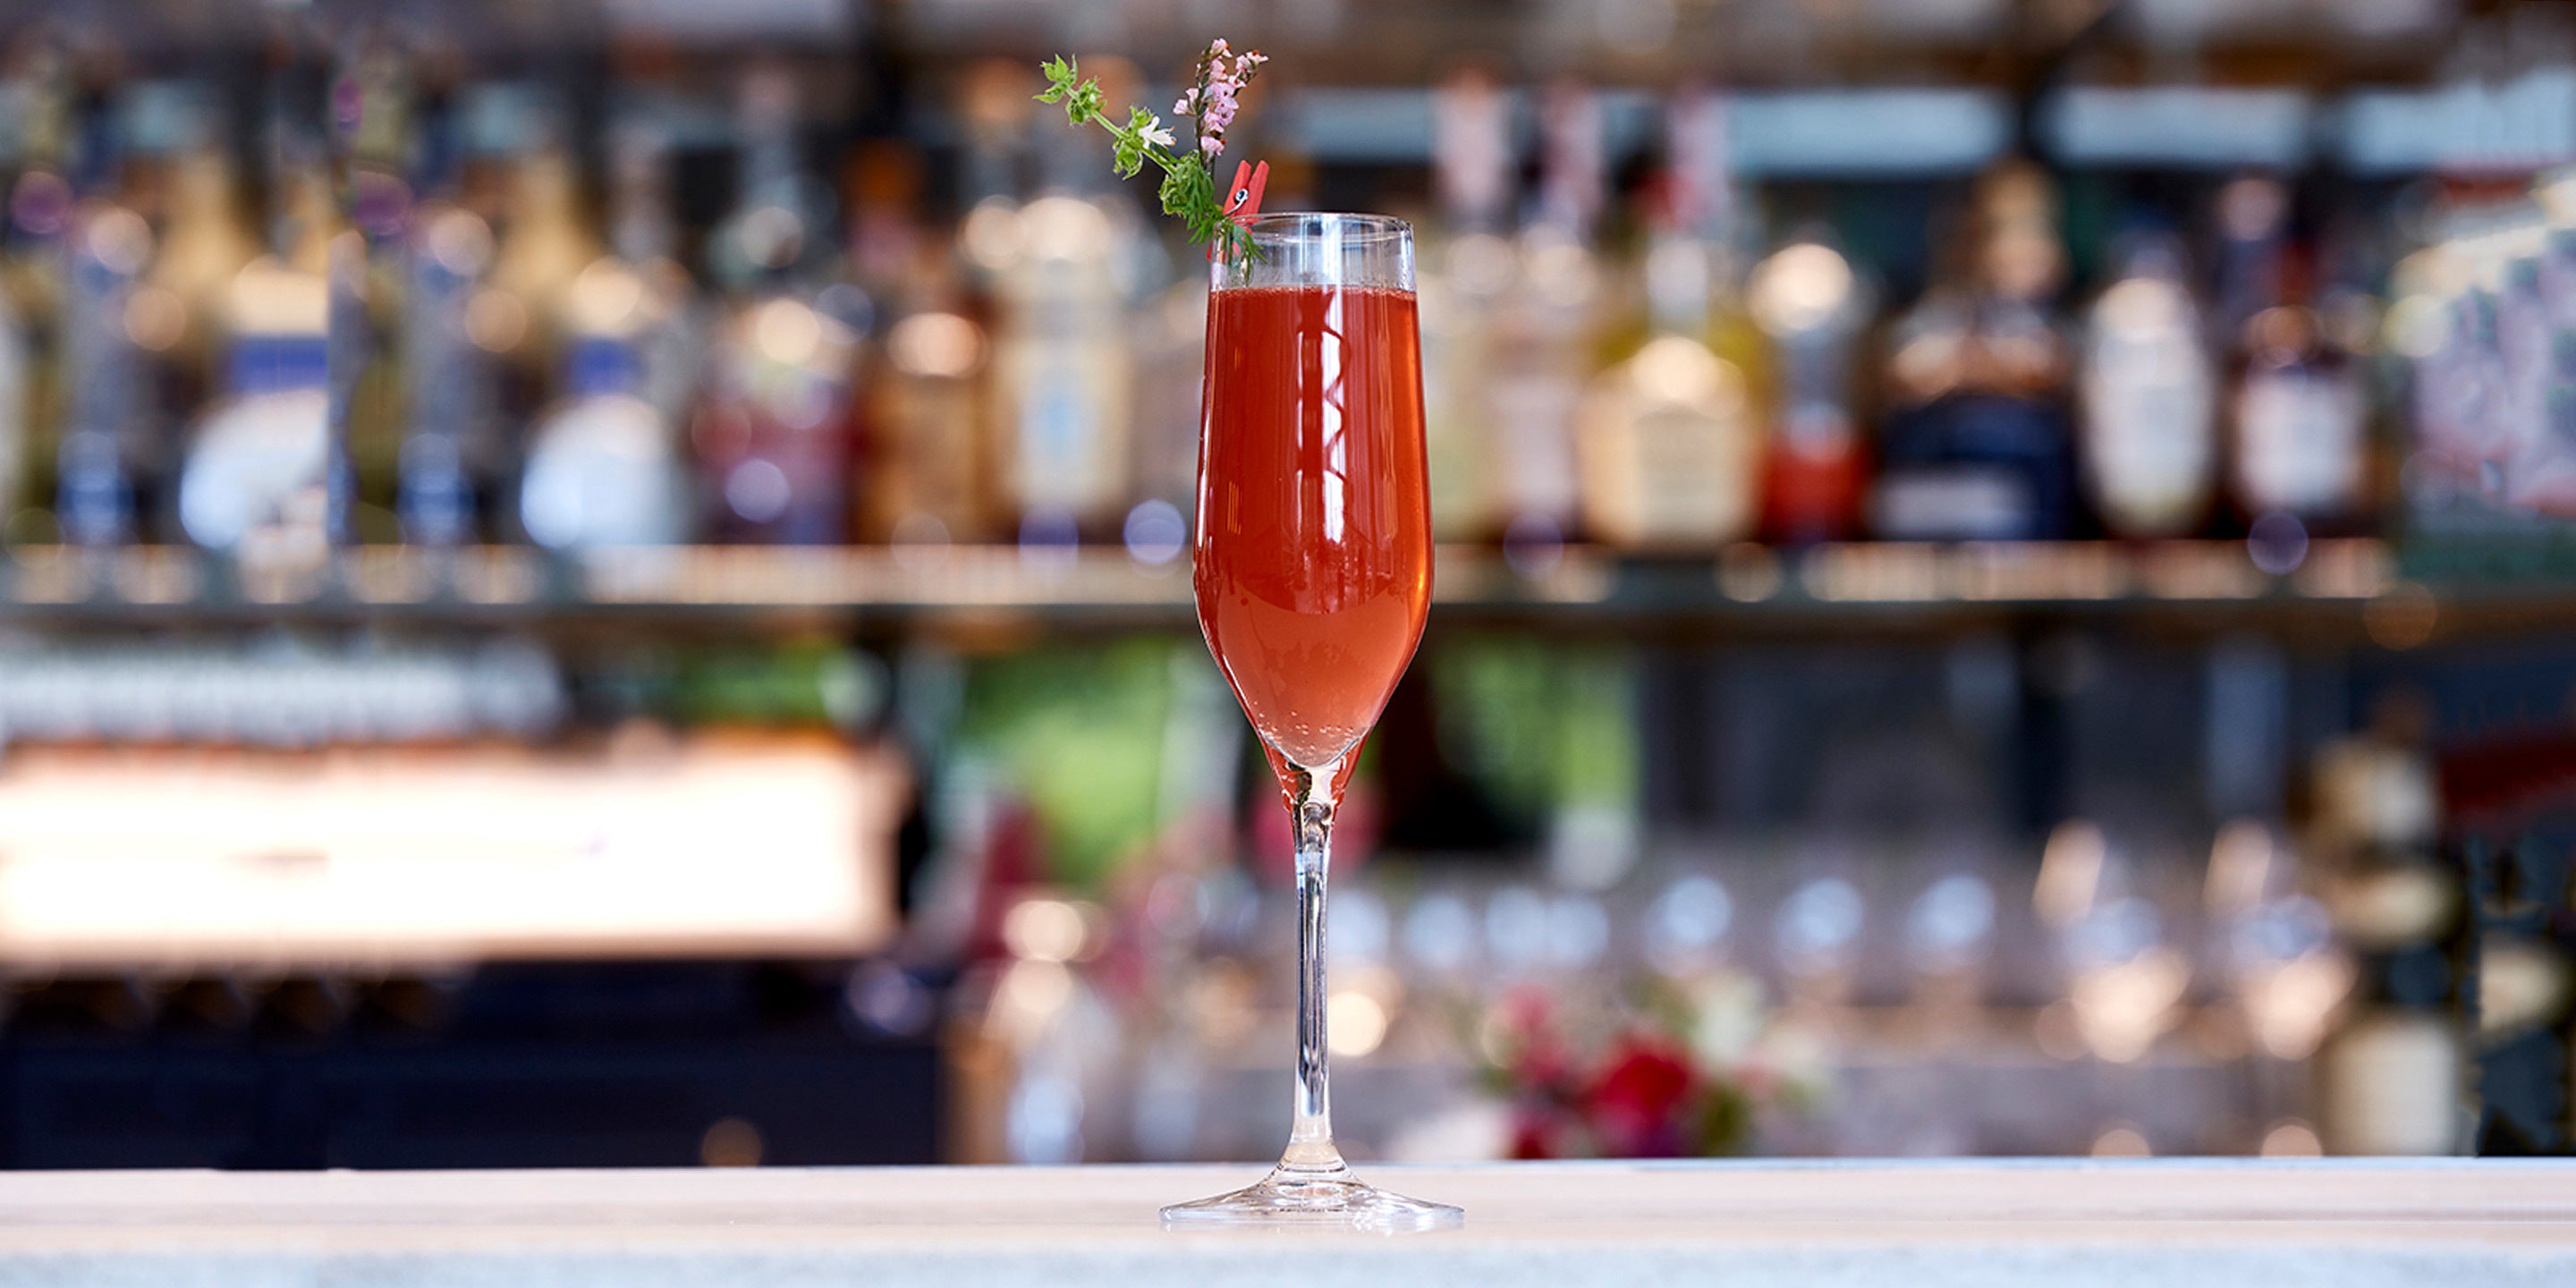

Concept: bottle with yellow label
[[1419, 67, 1515, 543], [1575, 170, 1760, 552]]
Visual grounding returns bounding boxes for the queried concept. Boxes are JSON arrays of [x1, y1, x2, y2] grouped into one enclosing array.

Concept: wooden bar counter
[[0, 1159, 2569, 1285]]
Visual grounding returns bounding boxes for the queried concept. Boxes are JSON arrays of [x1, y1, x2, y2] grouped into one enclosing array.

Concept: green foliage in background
[[1430, 637, 1640, 828], [667, 640, 879, 730], [959, 638, 1216, 890]]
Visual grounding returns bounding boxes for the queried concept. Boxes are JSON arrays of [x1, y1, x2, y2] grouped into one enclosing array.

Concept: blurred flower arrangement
[[1476, 971, 1824, 1158]]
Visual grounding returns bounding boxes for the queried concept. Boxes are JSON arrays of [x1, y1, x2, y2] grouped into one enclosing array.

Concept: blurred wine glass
[[2037, 819, 2191, 1153], [2205, 818, 2351, 1151]]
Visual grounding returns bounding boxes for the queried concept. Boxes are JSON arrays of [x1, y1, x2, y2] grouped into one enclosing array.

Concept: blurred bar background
[[0, 0, 2565, 1168]]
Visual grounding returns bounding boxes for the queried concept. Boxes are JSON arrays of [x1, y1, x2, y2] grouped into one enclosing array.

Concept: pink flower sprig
[[1038, 41, 1267, 263], [1173, 39, 1269, 159]]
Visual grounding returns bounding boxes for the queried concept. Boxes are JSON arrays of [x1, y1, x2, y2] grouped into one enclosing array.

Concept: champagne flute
[[1161, 214, 1460, 1230]]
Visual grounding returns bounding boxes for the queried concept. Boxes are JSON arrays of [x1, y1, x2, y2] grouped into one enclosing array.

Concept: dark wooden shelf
[[0, 538, 2546, 647]]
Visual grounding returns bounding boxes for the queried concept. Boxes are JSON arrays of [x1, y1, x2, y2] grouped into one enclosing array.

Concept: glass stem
[[1282, 758, 1345, 1174]]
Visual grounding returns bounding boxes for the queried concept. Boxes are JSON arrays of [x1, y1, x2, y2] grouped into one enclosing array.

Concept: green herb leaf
[[1037, 43, 1266, 264], [1035, 55, 1076, 106]]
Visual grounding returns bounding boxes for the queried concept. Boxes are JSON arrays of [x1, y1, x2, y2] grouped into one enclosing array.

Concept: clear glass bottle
[[3, 35, 78, 539], [693, 64, 858, 546], [992, 194, 1132, 545], [57, 199, 151, 547], [2079, 229, 2216, 538], [0, 249, 27, 532], [1488, 81, 1606, 548], [858, 76, 1017, 548], [603, 112, 706, 436], [1419, 67, 1516, 543], [487, 135, 600, 536], [1676, 90, 1775, 464], [1575, 174, 1760, 550], [693, 292, 859, 546], [396, 202, 497, 546]]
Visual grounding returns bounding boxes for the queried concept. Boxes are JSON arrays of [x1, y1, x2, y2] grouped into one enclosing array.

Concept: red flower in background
[[1583, 1036, 1698, 1157], [1496, 987, 1576, 1088], [1507, 1109, 1562, 1160], [1474, 975, 1787, 1159]]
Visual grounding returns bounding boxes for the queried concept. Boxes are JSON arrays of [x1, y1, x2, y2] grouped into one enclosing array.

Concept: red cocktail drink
[[1165, 214, 1461, 1231], [1195, 284, 1431, 776]]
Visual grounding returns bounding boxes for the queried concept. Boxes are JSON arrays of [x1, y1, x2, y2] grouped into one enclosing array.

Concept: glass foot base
[[1161, 1162, 1463, 1232]]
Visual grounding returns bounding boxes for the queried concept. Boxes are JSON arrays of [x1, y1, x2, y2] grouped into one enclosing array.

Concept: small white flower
[[1140, 117, 1175, 148]]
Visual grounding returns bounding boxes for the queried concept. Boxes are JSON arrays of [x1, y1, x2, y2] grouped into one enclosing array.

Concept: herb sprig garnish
[[1038, 40, 1268, 263]]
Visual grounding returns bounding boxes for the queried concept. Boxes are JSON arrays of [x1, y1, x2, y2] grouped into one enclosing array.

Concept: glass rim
[[1235, 211, 1412, 245]]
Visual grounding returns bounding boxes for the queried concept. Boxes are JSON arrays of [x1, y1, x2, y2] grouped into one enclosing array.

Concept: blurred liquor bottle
[[484, 100, 601, 541], [603, 109, 709, 443], [0, 35, 75, 539], [131, 85, 260, 543], [2218, 177, 2370, 538], [483, 96, 596, 352], [2078, 227, 2216, 538], [335, 27, 412, 244], [1874, 159, 2077, 541], [1123, 233, 1202, 558], [1574, 126, 1760, 552], [174, 48, 340, 562], [2309, 695, 2471, 1156], [0, 237, 29, 538], [1679, 93, 1774, 455], [57, 65, 148, 548], [335, 29, 421, 541], [869, 63, 1031, 548], [149, 134, 263, 430], [991, 198, 1134, 547], [387, 60, 498, 547], [1488, 80, 1607, 549], [852, 140, 992, 547], [2316, 215, 2398, 526], [1419, 67, 1515, 543], [277, 13, 349, 552], [2211, 174, 2290, 344], [174, 256, 332, 561], [517, 262, 691, 550], [2466, 831, 2576, 1156], [1750, 232, 1867, 544], [694, 64, 858, 545], [993, 55, 1142, 548], [515, 103, 699, 552], [396, 199, 497, 546]]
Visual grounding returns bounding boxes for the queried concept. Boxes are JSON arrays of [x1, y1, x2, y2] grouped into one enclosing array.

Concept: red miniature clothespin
[[1211, 158, 1268, 259]]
